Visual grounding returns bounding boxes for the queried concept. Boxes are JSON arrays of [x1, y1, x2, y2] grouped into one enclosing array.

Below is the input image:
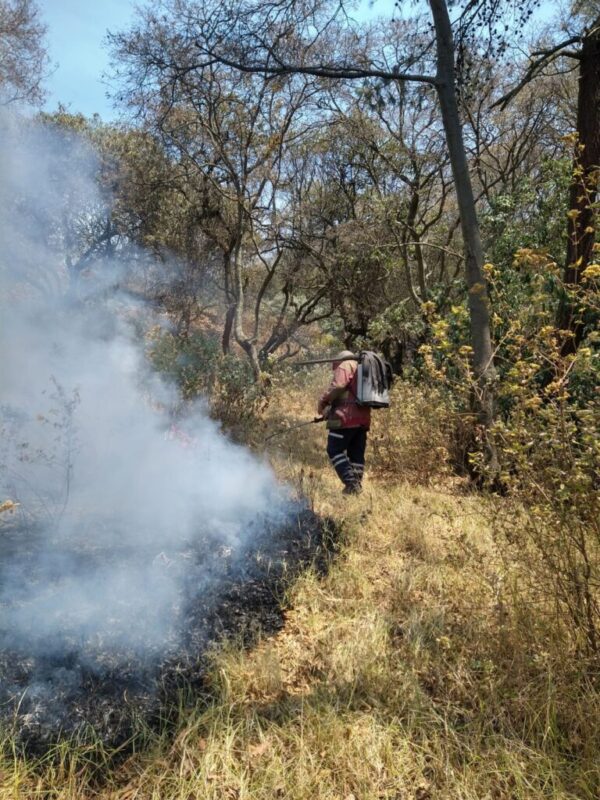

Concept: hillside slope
[[1, 378, 598, 800]]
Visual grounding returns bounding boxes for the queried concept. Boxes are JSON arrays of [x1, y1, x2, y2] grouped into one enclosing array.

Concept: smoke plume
[[0, 110, 291, 721]]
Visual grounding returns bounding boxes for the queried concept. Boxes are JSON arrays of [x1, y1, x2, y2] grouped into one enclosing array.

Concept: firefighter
[[317, 350, 370, 494]]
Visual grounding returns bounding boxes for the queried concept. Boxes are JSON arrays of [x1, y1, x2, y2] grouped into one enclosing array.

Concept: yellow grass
[[1, 375, 598, 799]]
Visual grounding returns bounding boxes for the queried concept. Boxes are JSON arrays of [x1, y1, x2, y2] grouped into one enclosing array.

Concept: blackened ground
[[0, 506, 336, 754]]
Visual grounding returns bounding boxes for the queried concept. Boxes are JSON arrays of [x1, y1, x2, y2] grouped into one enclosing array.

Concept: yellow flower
[[561, 132, 578, 145], [582, 263, 600, 280], [524, 397, 542, 410]]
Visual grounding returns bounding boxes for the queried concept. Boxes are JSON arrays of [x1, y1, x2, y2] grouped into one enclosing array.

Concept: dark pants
[[326, 427, 367, 487]]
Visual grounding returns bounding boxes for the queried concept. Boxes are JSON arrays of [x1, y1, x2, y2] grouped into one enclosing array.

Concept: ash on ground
[[0, 506, 332, 753]]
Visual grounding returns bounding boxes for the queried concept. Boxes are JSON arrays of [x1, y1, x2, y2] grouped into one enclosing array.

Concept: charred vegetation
[[0, 507, 336, 755]]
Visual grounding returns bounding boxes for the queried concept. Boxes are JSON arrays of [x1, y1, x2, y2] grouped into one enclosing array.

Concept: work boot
[[342, 482, 362, 495]]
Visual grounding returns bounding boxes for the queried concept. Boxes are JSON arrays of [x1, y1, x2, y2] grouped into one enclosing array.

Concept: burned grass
[[0, 506, 337, 755]]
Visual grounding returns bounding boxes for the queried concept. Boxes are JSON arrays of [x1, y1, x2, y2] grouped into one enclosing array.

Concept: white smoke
[[0, 110, 290, 664]]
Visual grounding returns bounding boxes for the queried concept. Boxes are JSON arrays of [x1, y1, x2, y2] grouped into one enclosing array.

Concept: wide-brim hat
[[333, 350, 355, 361]]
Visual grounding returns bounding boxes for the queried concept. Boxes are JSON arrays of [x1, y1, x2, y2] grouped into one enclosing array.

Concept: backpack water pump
[[354, 351, 393, 408], [295, 351, 394, 409]]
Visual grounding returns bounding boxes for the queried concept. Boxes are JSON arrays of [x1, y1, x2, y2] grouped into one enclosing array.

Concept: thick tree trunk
[[429, 0, 497, 470], [557, 16, 600, 355]]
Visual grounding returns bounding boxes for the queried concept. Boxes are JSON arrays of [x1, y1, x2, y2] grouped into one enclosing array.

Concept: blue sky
[[39, 1, 555, 121], [40, 1, 400, 120], [40, 0, 137, 119]]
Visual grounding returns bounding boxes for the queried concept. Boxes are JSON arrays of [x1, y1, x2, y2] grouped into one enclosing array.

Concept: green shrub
[[419, 243, 600, 660], [146, 328, 269, 439]]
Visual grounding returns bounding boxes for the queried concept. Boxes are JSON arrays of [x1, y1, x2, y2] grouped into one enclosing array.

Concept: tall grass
[[1, 377, 598, 799]]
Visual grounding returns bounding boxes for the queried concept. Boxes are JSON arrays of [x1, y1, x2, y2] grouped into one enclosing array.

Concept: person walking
[[317, 351, 371, 494]]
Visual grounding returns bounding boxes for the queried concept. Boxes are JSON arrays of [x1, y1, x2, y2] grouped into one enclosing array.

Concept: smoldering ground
[[0, 111, 327, 748]]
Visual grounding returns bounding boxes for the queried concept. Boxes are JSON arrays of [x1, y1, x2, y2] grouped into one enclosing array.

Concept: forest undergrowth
[[1, 373, 598, 800]]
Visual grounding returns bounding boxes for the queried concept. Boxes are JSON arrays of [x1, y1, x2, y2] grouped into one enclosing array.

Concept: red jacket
[[318, 359, 371, 430]]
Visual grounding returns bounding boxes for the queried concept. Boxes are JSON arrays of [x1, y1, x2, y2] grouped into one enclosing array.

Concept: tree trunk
[[400, 190, 423, 306], [222, 304, 235, 354], [231, 238, 262, 381], [239, 338, 262, 382], [222, 251, 235, 355], [557, 16, 600, 355], [429, 0, 497, 471]]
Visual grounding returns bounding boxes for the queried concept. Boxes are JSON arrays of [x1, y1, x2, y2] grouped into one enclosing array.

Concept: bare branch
[[493, 35, 582, 110], [195, 49, 438, 86]]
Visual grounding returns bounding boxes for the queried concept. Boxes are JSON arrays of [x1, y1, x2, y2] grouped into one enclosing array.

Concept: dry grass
[[1, 376, 599, 799]]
